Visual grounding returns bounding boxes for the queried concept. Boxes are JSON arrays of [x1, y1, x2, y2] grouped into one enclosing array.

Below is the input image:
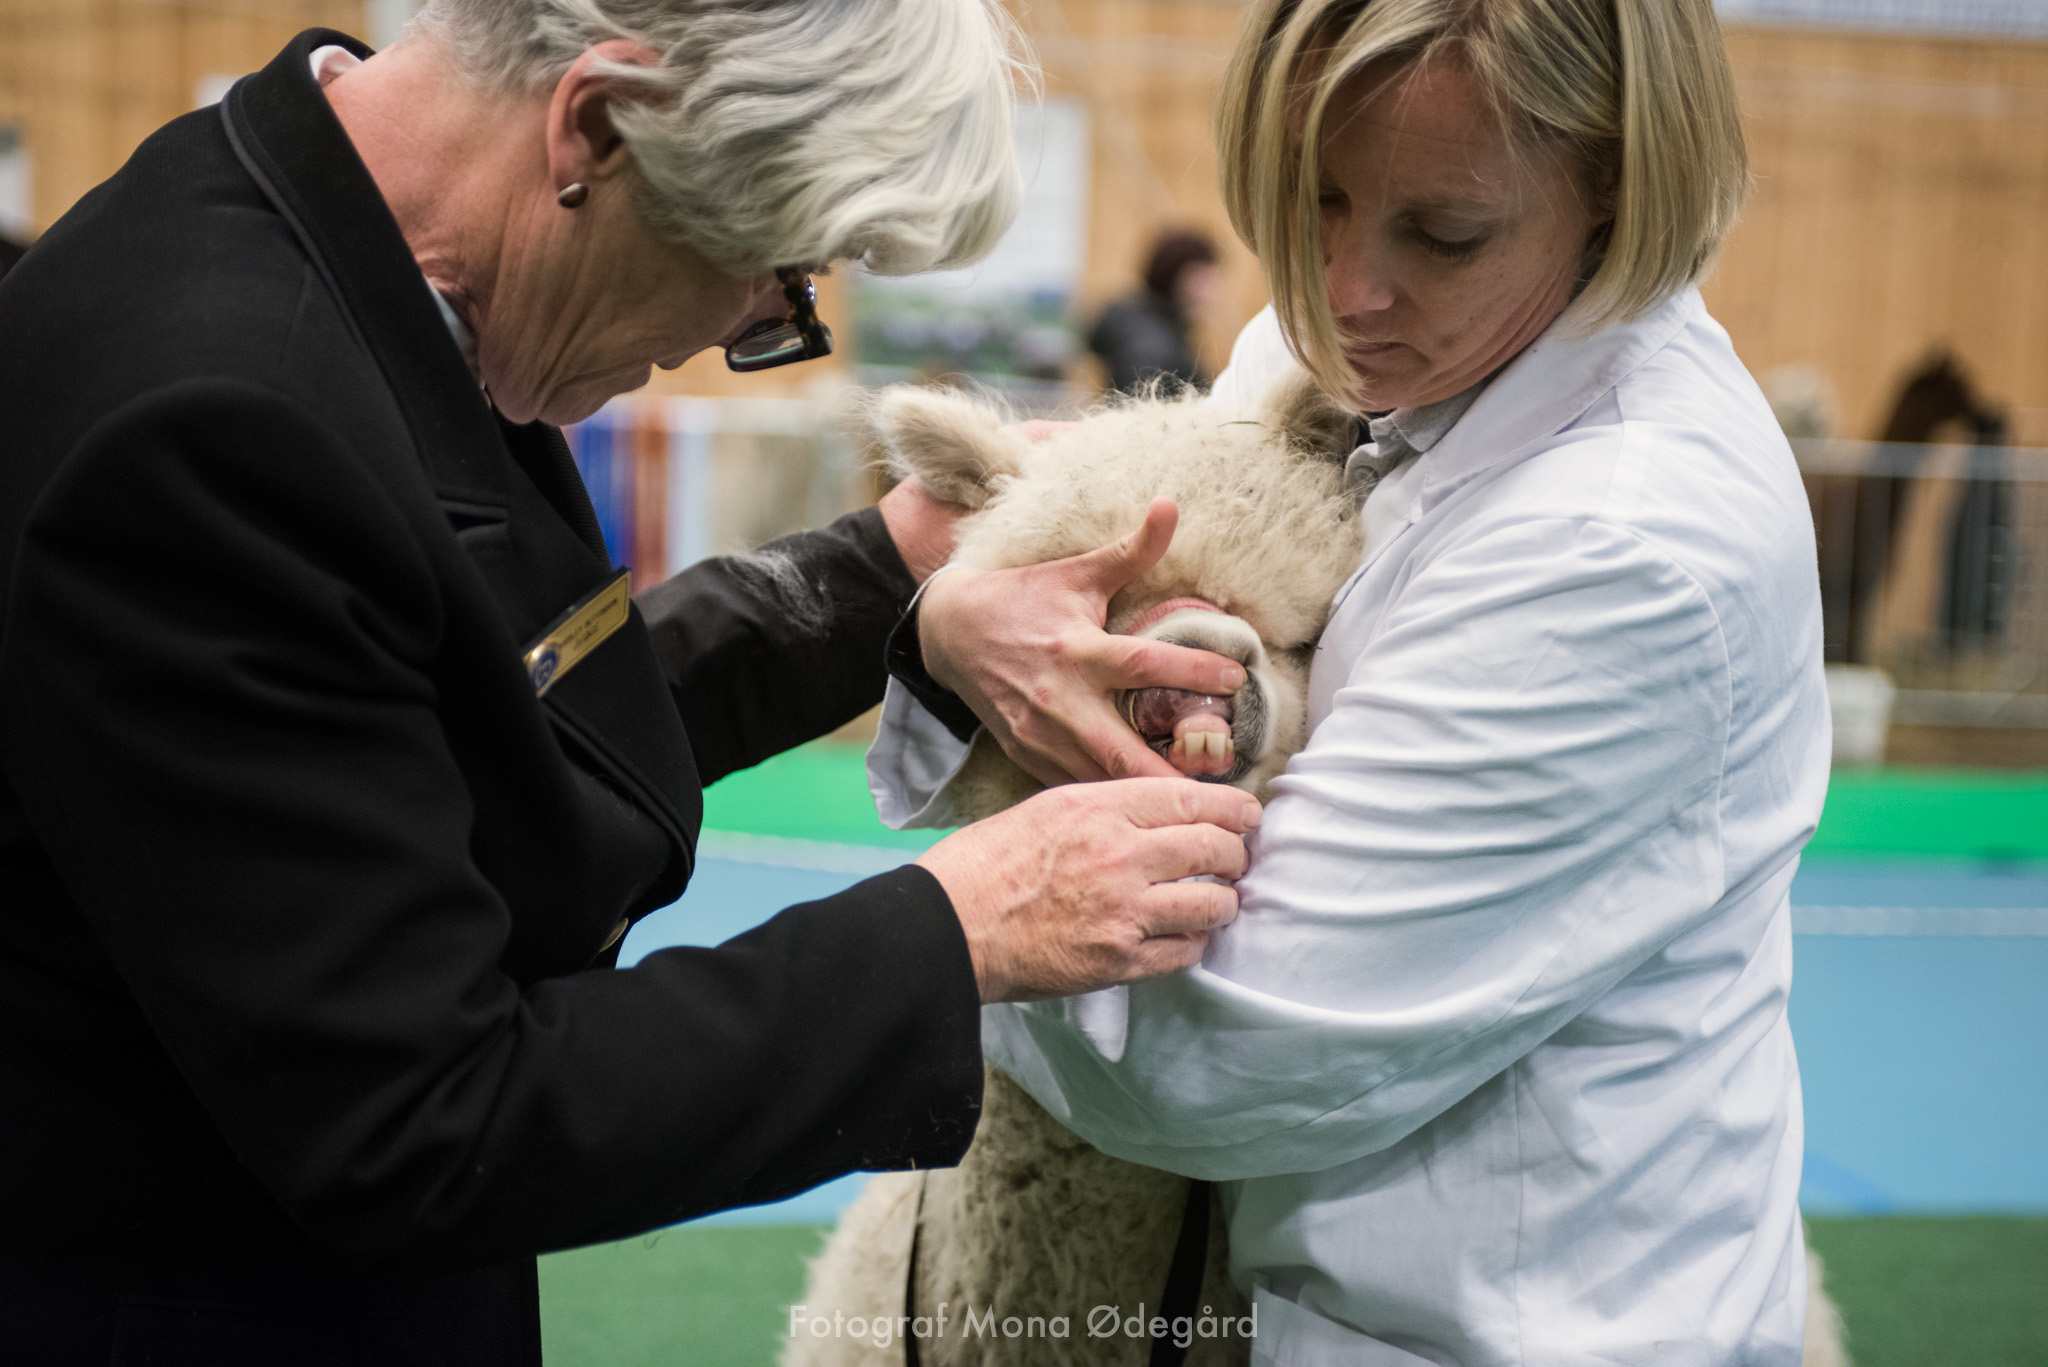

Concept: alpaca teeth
[[1172, 731, 1236, 767]]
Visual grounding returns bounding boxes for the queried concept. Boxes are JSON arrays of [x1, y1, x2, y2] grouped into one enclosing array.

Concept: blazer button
[[599, 917, 630, 953]]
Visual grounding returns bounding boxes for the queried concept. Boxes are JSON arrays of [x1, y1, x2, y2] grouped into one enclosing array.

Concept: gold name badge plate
[[524, 570, 631, 697]]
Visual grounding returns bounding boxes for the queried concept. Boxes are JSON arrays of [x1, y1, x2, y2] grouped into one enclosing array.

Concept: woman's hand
[[919, 497, 1248, 786], [918, 778, 1261, 1002]]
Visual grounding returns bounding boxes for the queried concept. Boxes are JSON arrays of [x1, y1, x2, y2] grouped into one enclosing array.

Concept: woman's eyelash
[[1416, 228, 1484, 260]]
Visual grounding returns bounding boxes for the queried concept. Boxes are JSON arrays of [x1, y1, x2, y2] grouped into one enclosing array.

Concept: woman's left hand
[[919, 497, 1248, 787]]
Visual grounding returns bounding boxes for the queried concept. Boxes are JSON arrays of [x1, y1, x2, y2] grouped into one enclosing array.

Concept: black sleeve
[[637, 506, 923, 785], [885, 597, 988, 744], [0, 380, 981, 1267]]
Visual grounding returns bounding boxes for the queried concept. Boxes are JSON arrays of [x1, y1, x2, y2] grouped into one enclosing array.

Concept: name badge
[[525, 569, 631, 697]]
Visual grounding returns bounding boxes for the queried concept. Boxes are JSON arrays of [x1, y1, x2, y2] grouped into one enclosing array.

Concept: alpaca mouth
[[1126, 687, 1235, 747], [1120, 675, 1262, 785], [1114, 603, 1269, 786]]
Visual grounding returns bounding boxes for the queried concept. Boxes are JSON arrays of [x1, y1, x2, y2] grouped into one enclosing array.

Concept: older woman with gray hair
[[0, 1, 1260, 1361]]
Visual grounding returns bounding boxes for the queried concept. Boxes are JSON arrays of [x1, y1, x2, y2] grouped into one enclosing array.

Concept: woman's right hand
[[919, 498, 1248, 788], [917, 778, 1261, 1003]]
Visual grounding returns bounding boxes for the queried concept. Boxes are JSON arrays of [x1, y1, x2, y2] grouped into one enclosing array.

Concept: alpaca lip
[[1122, 596, 1226, 636]]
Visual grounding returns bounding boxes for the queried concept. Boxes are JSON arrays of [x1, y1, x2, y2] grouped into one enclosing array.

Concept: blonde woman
[[878, 0, 1825, 1359]]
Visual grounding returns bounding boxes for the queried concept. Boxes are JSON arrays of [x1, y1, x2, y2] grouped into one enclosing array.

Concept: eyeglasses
[[725, 266, 835, 372]]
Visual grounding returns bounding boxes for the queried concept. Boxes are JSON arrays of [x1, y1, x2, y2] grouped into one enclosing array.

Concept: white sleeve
[[1205, 306, 1293, 409], [983, 515, 1733, 1179], [865, 676, 975, 829]]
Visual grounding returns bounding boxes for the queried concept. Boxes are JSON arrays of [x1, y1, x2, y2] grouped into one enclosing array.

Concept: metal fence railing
[[559, 417, 2048, 733], [1797, 439, 2048, 729]]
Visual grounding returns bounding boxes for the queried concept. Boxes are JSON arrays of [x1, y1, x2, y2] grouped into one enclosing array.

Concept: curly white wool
[[410, 0, 1026, 275]]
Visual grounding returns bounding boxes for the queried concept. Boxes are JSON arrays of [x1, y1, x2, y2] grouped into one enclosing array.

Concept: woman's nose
[[1324, 232, 1398, 317]]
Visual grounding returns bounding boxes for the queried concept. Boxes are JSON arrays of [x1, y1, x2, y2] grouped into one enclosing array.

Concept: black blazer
[[0, 29, 979, 1363]]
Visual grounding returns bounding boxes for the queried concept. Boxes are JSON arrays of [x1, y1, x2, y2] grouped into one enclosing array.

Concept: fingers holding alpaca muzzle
[[1119, 878, 1240, 980]]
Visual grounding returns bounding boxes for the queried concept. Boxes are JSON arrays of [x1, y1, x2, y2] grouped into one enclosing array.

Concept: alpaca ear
[[870, 385, 1027, 510], [1257, 368, 1358, 465]]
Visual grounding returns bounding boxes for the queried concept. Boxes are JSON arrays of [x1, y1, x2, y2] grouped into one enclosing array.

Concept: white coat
[[870, 288, 1830, 1365]]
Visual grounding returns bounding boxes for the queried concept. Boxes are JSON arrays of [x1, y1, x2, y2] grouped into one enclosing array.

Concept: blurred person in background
[[0, 1, 1260, 1361], [1087, 227, 1221, 394], [879, 0, 1831, 1359]]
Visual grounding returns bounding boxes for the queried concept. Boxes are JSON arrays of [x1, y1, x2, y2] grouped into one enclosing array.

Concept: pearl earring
[[557, 183, 589, 209]]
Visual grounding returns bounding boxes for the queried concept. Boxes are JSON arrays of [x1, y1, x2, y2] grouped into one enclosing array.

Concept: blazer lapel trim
[[219, 29, 700, 853]]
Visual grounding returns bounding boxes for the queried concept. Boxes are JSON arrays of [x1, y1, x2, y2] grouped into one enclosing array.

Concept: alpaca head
[[871, 370, 1367, 814]]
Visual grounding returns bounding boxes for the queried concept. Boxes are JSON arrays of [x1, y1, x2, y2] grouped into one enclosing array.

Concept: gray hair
[[409, 0, 1026, 276]]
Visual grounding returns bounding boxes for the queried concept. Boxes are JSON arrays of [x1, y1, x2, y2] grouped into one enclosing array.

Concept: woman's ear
[[545, 40, 660, 200], [870, 385, 1028, 510]]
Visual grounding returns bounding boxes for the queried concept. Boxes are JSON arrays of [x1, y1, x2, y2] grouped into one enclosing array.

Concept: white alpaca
[[789, 371, 1364, 1367], [786, 371, 1852, 1367]]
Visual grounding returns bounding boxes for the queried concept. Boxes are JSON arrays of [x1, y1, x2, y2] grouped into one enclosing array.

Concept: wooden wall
[[0, 1, 366, 234], [6, 1, 2045, 439], [1028, 0, 1266, 384], [1710, 24, 2048, 443]]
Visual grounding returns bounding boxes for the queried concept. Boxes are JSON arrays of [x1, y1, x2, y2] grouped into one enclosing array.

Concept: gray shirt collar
[[1344, 380, 1490, 490], [429, 285, 482, 385]]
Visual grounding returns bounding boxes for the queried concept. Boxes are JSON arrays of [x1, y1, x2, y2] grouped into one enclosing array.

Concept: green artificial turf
[[1806, 1217, 2048, 1367], [708, 742, 2048, 864], [540, 1224, 825, 1367], [540, 1218, 2048, 1366], [701, 741, 936, 849], [1808, 769, 2048, 862]]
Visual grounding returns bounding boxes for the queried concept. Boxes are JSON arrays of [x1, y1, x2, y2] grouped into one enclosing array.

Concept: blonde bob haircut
[[1219, 0, 1746, 406]]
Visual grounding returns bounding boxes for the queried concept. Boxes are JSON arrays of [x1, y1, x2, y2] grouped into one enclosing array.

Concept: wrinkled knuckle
[[1053, 626, 1095, 660], [1221, 827, 1251, 864], [1204, 830, 1237, 871]]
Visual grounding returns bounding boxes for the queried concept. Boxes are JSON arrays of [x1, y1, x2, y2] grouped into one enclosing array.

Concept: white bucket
[[1825, 664, 1896, 767]]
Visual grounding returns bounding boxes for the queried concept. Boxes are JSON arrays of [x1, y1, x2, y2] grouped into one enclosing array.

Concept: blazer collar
[[218, 28, 609, 560]]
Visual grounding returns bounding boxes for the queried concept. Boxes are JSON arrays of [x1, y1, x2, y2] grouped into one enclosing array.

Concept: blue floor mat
[[622, 842, 2048, 1223]]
